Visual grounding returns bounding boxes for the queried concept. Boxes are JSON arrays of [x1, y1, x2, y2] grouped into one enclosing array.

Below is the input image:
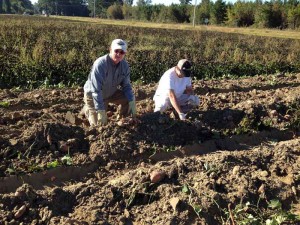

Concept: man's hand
[[97, 110, 108, 125], [169, 89, 182, 117], [128, 100, 137, 116], [179, 112, 186, 120]]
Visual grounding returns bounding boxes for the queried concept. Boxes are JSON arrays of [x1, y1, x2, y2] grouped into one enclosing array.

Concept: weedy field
[[1, 15, 300, 88], [0, 15, 300, 225]]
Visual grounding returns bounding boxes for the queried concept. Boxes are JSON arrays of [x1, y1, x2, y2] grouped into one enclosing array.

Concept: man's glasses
[[114, 49, 125, 55]]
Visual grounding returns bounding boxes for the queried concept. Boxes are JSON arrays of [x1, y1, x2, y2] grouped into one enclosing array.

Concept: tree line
[[0, 0, 300, 29]]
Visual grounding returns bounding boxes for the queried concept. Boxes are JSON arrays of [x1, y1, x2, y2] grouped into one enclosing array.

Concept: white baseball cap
[[111, 39, 127, 52], [177, 59, 192, 77]]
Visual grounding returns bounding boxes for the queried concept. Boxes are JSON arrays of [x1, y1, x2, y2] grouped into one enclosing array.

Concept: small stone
[[51, 90, 58, 95], [260, 170, 268, 177], [258, 184, 265, 194], [14, 191, 25, 197], [220, 94, 227, 100], [9, 139, 18, 146], [65, 111, 80, 125], [269, 110, 278, 117], [232, 166, 240, 175], [14, 205, 27, 219], [33, 93, 41, 98], [124, 209, 130, 218], [117, 120, 124, 127], [47, 134, 52, 145], [169, 197, 180, 211], [292, 186, 297, 195], [150, 170, 166, 183], [88, 135, 96, 141]]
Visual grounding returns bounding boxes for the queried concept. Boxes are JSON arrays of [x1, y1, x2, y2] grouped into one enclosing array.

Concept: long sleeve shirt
[[83, 54, 134, 111]]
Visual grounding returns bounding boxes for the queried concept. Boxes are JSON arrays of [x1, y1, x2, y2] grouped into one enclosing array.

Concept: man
[[82, 39, 136, 126], [153, 59, 200, 120]]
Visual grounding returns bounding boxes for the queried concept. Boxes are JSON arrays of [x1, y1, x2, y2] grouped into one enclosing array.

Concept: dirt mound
[[0, 73, 299, 224], [89, 112, 201, 164]]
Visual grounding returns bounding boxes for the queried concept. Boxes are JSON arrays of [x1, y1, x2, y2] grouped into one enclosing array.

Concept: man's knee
[[154, 101, 169, 113], [188, 95, 200, 106]]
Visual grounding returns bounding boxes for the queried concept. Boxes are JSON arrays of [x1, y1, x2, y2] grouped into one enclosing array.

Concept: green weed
[[163, 145, 177, 153], [47, 160, 59, 168], [265, 199, 300, 225], [268, 75, 278, 86], [217, 199, 300, 225], [203, 162, 219, 175], [61, 154, 72, 165], [28, 164, 43, 173], [182, 183, 203, 218], [46, 154, 72, 168], [0, 101, 10, 108], [5, 167, 16, 175], [182, 184, 190, 194], [286, 99, 300, 133]]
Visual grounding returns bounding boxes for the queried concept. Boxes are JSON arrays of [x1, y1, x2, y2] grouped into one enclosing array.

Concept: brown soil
[[0, 73, 299, 224]]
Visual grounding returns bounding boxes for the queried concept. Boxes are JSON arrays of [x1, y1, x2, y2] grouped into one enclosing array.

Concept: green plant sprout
[[181, 183, 203, 218], [203, 162, 219, 175], [182, 184, 190, 194], [0, 101, 10, 108], [61, 154, 72, 165], [47, 160, 59, 168], [181, 184, 299, 225], [265, 199, 300, 225]]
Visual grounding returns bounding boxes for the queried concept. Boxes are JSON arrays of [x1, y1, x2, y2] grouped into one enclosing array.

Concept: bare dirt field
[[0, 73, 299, 224]]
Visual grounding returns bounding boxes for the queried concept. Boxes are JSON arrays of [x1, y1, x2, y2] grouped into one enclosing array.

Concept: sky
[[150, 0, 181, 5], [30, 0, 183, 6], [30, 0, 238, 7]]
